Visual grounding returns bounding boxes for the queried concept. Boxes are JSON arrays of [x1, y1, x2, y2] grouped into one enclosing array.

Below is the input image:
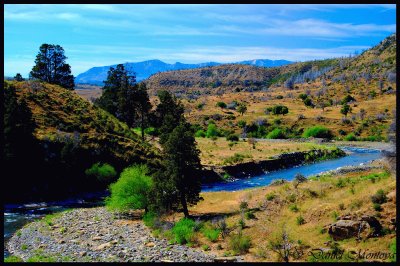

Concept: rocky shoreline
[[6, 207, 218, 262]]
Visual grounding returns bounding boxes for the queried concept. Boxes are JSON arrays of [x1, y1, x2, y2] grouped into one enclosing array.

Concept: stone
[[94, 242, 112, 251], [92, 236, 102, 241], [58, 239, 66, 244], [79, 251, 87, 257], [146, 242, 155, 247], [328, 215, 382, 240], [214, 257, 237, 262]]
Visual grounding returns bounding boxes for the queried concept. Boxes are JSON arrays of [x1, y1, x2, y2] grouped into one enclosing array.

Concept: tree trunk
[[141, 110, 145, 141], [180, 193, 190, 218]]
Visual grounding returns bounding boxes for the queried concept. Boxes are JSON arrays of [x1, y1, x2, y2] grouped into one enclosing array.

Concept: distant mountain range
[[75, 59, 293, 86]]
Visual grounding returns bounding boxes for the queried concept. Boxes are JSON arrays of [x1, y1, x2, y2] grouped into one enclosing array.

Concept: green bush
[[223, 153, 249, 165], [144, 127, 159, 136], [4, 256, 23, 262], [344, 133, 357, 141], [237, 120, 246, 128], [341, 94, 356, 104], [172, 218, 196, 244], [226, 134, 239, 142], [371, 189, 387, 204], [229, 232, 251, 254], [105, 164, 153, 212], [289, 204, 299, 212], [303, 97, 314, 107], [299, 93, 308, 100], [245, 211, 256, 220], [85, 162, 117, 183], [266, 128, 285, 139], [266, 193, 276, 201], [206, 123, 219, 138], [296, 215, 305, 225], [216, 102, 227, 109], [143, 211, 157, 228], [390, 239, 396, 262], [202, 228, 221, 242], [373, 203, 382, 212], [195, 129, 206, 138], [302, 126, 333, 139]]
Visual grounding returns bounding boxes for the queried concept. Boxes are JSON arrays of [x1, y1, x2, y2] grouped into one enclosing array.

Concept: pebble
[[6, 207, 217, 262]]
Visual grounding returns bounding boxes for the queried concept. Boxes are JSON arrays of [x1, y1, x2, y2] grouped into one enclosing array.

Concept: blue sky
[[4, 4, 396, 77]]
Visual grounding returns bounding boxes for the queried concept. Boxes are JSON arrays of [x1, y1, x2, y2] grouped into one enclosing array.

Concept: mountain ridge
[[75, 59, 293, 85]]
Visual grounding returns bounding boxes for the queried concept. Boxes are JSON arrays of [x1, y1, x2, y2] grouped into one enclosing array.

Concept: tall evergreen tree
[[156, 121, 202, 217], [154, 90, 185, 144], [95, 64, 137, 127], [136, 83, 152, 141], [30, 44, 75, 89], [14, 73, 24, 81]]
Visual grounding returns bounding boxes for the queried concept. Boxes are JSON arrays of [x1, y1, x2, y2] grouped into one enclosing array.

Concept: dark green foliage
[[267, 105, 289, 115], [226, 134, 239, 142], [237, 120, 246, 128], [299, 93, 308, 100], [296, 215, 305, 225], [245, 211, 256, 220], [85, 162, 117, 183], [229, 232, 252, 254], [30, 44, 74, 89], [155, 121, 202, 217], [371, 189, 387, 204], [155, 90, 185, 144], [373, 203, 382, 212], [303, 97, 314, 107], [223, 153, 249, 165], [95, 64, 147, 131], [266, 193, 276, 201], [237, 103, 247, 115], [302, 126, 333, 139], [216, 101, 227, 109], [14, 73, 24, 81], [172, 218, 196, 244], [143, 211, 158, 228], [195, 129, 206, 137], [105, 164, 153, 212], [289, 204, 299, 212], [341, 94, 356, 104], [340, 103, 351, 117], [4, 256, 23, 262]]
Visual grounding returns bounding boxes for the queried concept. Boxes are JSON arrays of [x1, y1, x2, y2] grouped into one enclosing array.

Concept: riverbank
[[6, 207, 218, 262]]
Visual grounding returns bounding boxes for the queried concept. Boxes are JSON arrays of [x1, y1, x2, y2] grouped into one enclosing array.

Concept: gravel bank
[[7, 207, 218, 262]]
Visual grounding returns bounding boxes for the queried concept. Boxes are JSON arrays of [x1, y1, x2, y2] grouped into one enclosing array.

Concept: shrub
[[144, 127, 158, 136], [143, 211, 157, 228], [268, 105, 289, 115], [223, 153, 249, 165], [373, 203, 382, 212], [267, 128, 285, 139], [237, 120, 246, 128], [299, 93, 308, 100], [338, 129, 347, 136], [289, 204, 299, 212], [239, 201, 249, 211], [206, 123, 219, 138], [371, 189, 387, 204], [341, 94, 356, 104], [105, 164, 153, 212], [294, 173, 307, 183], [276, 95, 284, 99], [197, 103, 205, 110], [202, 244, 210, 251], [344, 133, 357, 141], [245, 211, 256, 220], [238, 219, 246, 229], [266, 193, 276, 201], [229, 232, 251, 254], [302, 126, 333, 139], [296, 215, 305, 225], [336, 178, 346, 188], [226, 134, 239, 142], [85, 162, 117, 183], [195, 129, 206, 137], [4, 256, 23, 262], [216, 101, 227, 109], [202, 228, 221, 242], [303, 97, 314, 107], [172, 218, 196, 244]]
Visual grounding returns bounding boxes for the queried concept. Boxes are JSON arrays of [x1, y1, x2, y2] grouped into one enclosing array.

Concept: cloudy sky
[[4, 4, 396, 77]]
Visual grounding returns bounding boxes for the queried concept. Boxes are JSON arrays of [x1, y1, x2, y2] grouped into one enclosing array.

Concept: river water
[[3, 146, 383, 258]]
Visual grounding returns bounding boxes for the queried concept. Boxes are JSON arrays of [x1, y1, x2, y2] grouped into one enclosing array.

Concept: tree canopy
[[30, 44, 75, 89]]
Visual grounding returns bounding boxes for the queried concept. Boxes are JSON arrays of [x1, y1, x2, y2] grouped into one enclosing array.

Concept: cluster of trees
[[105, 89, 202, 217]]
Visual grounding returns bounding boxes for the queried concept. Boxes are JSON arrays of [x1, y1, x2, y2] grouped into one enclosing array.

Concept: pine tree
[[154, 90, 185, 144], [136, 83, 152, 141], [30, 44, 74, 89], [157, 121, 202, 217], [14, 73, 24, 81], [95, 64, 137, 127]]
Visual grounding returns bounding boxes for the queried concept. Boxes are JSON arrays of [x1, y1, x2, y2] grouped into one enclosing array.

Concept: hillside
[[145, 34, 396, 141], [4, 80, 160, 202], [75, 59, 292, 86]]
